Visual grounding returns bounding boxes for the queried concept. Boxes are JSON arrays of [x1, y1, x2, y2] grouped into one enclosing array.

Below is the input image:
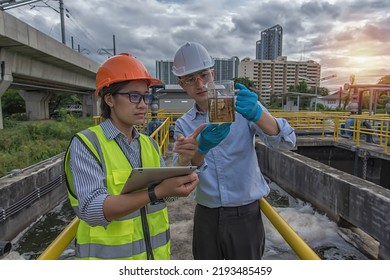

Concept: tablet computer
[[121, 166, 197, 194]]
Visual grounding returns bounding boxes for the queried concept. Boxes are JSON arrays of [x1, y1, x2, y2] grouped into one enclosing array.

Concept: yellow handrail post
[[37, 217, 80, 260], [334, 116, 339, 142], [259, 198, 321, 260]]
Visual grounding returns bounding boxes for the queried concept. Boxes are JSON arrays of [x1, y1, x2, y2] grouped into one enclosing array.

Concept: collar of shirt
[[100, 119, 140, 141], [188, 103, 207, 121]]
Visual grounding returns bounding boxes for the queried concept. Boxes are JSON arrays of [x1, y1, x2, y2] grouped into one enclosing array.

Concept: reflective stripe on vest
[[64, 125, 170, 260], [77, 222, 171, 259]]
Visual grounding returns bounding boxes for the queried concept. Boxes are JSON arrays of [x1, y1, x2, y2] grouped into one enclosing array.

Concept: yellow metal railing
[[149, 117, 171, 157], [273, 111, 390, 153], [259, 198, 320, 260]]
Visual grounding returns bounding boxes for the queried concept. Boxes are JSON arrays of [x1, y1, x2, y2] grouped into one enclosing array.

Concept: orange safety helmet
[[94, 53, 162, 96]]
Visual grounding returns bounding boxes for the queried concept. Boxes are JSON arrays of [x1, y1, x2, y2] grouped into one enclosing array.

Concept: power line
[[0, 0, 41, 10], [64, 7, 117, 57], [5, 0, 117, 61]]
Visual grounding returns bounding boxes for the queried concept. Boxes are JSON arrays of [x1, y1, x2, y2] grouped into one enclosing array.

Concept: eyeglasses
[[113, 92, 154, 105], [180, 69, 212, 86]]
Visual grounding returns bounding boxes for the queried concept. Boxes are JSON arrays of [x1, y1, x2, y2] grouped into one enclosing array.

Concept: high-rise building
[[256, 24, 283, 60], [155, 60, 179, 85], [213, 56, 240, 81], [239, 56, 321, 105], [156, 57, 239, 84]]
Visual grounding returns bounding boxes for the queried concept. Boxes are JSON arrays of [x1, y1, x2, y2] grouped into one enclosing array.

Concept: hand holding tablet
[[121, 166, 198, 194]]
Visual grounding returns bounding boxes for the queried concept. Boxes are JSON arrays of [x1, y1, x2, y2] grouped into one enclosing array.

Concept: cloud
[[6, 0, 389, 90]]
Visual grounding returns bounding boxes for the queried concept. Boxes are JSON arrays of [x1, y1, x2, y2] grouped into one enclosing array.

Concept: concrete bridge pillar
[[18, 90, 53, 120], [81, 93, 98, 117]]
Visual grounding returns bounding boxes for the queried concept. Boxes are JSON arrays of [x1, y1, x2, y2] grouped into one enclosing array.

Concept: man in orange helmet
[[64, 53, 200, 260]]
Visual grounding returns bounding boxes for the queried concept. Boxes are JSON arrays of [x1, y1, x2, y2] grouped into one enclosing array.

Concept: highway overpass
[[0, 10, 100, 129]]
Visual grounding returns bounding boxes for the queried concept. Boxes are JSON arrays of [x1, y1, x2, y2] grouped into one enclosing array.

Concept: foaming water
[[263, 181, 369, 260], [9, 200, 75, 260]]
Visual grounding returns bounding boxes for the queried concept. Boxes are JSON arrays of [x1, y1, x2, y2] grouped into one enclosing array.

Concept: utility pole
[[112, 34, 116, 55], [98, 34, 117, 57], [315, 74, 337, 111], [1, 1, 67, 45], [59, 0, 66, 44]]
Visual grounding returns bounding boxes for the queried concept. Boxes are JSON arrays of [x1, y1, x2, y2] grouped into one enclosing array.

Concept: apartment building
[[239, 56, 321, 104]]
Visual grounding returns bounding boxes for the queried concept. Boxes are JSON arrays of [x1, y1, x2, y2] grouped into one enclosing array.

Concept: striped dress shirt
[[69, 119, 165, 227]]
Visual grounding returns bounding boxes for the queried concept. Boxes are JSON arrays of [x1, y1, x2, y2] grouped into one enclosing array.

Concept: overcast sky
[[6, 0, 390, 91]]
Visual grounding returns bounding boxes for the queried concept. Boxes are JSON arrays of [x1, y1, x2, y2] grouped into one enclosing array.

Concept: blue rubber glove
[[197, 123, 231, 154], [235, 83, 262, 122]]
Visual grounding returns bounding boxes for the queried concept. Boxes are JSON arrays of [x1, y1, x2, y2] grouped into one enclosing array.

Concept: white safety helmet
[[172, 42, 215, 77]]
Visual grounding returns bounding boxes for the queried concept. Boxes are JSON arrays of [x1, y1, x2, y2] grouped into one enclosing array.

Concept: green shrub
[[0, 118, 94, 177]]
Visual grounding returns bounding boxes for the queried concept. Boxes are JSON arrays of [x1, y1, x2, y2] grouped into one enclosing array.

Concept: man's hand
[[235, 82, 262, 122], [197, 123, 231, 154], [174, 123, 206, 165]]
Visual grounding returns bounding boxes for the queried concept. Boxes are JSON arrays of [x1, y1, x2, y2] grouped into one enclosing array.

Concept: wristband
[[148, 185, 162, 205]]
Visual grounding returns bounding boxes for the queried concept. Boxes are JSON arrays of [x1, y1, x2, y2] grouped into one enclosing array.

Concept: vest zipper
[[140, 206, 154, 260]]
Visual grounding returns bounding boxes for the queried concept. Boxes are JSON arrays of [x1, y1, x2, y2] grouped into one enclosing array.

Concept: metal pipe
[[0, 241, 12, 257]]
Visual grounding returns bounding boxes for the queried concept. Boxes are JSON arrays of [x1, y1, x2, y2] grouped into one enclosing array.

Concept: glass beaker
[[206, 80, 235, 123]]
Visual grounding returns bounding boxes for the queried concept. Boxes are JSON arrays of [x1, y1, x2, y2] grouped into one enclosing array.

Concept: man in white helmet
[[172, 42, 296, 260]]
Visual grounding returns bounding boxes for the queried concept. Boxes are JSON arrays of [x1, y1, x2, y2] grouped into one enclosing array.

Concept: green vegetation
[[0, 115, 94, 177], [1, 89, 83, 121]]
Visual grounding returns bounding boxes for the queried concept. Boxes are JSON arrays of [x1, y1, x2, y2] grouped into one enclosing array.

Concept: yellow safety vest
[[64, 125, 170, 260]]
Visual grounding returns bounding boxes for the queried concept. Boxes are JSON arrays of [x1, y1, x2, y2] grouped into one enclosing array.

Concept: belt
[[198, 200, 259, 216]]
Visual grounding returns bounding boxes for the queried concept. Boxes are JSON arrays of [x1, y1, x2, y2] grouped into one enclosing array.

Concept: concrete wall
[[0, 154, 67, 241], [256, 140, 390, 259]]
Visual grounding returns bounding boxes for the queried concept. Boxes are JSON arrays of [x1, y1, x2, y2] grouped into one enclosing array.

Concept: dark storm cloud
[[6, 0, 389, 84]]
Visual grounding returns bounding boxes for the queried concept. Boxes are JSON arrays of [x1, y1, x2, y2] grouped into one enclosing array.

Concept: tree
[[374, 75, 390, 110], [377, 94, 389, 108], [234, 76, 265, 103], [289, 80, 309, 93], [1, 89, 25, 116], [233, 77, 255, 89], [377, 75, 390, 84], [48, 93, 81, 116], [310, 86, 329, 96]]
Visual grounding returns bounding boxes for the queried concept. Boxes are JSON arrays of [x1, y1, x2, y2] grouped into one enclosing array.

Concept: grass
[[0, 115, 94, 177]]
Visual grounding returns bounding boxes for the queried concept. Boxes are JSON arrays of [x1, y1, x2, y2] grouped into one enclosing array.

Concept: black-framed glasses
[[113, 92, 154, 105], [180, 69, 212, 86]]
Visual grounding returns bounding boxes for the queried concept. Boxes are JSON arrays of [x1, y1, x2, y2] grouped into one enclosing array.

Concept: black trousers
[[192, 200, 265, 260]]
